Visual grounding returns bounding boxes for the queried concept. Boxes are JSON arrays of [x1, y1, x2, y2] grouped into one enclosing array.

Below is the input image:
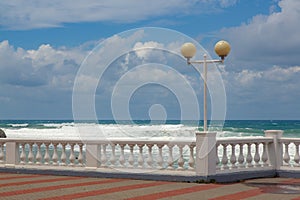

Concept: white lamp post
[[181, 40, 231, 132]]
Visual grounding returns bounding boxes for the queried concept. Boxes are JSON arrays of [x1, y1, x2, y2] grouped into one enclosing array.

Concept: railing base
[[0, 166, 285, 183]]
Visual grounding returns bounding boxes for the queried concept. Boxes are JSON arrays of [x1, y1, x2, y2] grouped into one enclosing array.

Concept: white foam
[[8, 123, 29, 127], [4, 123, 198, 140]]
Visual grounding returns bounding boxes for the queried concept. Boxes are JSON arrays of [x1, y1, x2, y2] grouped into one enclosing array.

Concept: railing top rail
[[216, 137, 273, 145], [280, 138, 300, 143], [0, 138, 196, 146]]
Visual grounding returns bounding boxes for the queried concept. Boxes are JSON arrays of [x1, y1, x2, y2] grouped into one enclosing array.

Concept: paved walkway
[[1, 172, 300, 199]]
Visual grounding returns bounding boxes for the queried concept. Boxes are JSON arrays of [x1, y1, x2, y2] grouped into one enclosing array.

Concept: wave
[[1, 120, 300, 139]]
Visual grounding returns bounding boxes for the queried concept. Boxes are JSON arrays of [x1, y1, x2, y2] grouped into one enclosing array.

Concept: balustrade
[[92, 141, 195, 170], [1, 130, 300, 178], [216, 138, 272, 171], [280, 138, 300, 167]]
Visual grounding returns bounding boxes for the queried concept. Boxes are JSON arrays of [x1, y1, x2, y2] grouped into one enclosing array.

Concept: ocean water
[[1, 120, 300, 140]]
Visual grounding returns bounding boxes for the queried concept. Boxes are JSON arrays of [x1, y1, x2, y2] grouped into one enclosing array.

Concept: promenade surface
[[1, 172, 300, 200]]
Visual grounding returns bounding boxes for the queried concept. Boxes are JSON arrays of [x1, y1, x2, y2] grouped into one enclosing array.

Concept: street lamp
[[181, 40, 231, 132]]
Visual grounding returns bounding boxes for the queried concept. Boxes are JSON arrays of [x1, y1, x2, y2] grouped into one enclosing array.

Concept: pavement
[[1, 172, 300, 199]]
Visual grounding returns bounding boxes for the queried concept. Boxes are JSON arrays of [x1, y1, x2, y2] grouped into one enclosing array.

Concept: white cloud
[[234, 70, 263, 86], [0, 0, 239, 30], [221, 0, 300, 66], [0, 40, 85, 88], [133, 41, 164, 60]]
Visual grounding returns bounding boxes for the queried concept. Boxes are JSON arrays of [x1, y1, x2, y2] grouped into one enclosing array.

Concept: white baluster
[[119, 144, 126, 167], [294, 143, 300, 166], [69, 143, 75, 166], [188, 144, 195, 169], [177, 145, 184, 170], [283, 143, 290, 165], [138, 144, 144, 168], [261, 142, 269, 167], [128, 144, 134, 167], [60, 143, 67, 166], [27, 143, 34, 165], [110, 143, 116, 167], [52, 143, 58, 166], [167, 144, 174, 169], [246, 143, 253, 168], [101, 144, 107, 167], [221, 144, 229, 170], [238, 143, 245, 168], [157, 144, 164, 169], [35, 143, 42, 165], [146, 144, 153, 168], [44, 143, 50, 165], [20, 143, 26, 165], [0, 143, 4, 164], [77, 143, 83, 167], [230, 144, 237, 168], [216, 144, 220, 170], [254, 143, 260, 167]]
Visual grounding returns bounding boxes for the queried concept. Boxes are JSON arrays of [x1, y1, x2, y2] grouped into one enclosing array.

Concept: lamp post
[[181, 40, 231, 132]]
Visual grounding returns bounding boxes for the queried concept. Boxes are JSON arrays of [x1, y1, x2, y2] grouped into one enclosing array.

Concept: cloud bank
[[0, 0, 238, 30], [221, 0, 300, 66]]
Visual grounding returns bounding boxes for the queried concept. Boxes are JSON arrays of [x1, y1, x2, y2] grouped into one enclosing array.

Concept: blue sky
[[0, 0, 299, 120]]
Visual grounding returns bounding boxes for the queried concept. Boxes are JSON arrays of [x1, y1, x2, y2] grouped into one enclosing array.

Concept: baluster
[[35, 143, 42, 165], [216, 144, 220, 170], [254, 143, 260, 167], [177, 145, 184, 170], [44, 143, 50, 165], [69, 143, 75, 166], [77, 143, 83, 167], [101, 144, 107, 167], [138, 144, 144, 168], [283, 143, 290, 165], [261, 142, 269, 167], [230, 144, 237, 168], [97, 144, 102, 167], [60, 143, 67, 166], [0, 143, 4, 164], [146, 144, 154, 168], [167, 144, 174, 169], [188, 144, 195, 169], [157, 144, 164, 169], [221, 144, 229, 170], [246, 143, 253, 168], [52, 143, 58, 166], [238, 143, 245, 168], [27, 143, 34, 165], [110, 143, 116, 167], [294, 143, 300, 166], [128, 144, 134, 167], [19, 143, 26, 165], [119, 144, 126, 167]]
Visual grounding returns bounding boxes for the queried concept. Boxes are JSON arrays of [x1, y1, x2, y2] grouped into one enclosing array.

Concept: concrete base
[[0, 166, 285, 183]]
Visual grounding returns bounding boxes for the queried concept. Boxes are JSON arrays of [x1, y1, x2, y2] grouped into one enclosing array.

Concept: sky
[[0, 0, 300, 120]]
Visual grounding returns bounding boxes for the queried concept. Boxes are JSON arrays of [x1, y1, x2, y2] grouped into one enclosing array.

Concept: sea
[[1, 120, 300, 140]]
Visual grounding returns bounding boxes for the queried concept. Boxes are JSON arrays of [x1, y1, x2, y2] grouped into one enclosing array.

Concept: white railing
[[280, 138, 300, 168], [0, 130, 300, 177], [216, 137, 273, 171], [0, 139, 196, 172]]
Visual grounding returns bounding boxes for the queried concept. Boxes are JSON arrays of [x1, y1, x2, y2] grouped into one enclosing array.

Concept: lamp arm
[[188, 59, 224, 64]]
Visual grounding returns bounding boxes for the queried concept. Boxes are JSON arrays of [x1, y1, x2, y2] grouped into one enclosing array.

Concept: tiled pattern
[[0, 172, 300, 200]]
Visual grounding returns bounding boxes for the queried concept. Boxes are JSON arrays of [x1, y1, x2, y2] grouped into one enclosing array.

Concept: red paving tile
[[126, 184, 223, 200], [0, 178, 125, 197], [0, 172, 299, 200], [40, 181, 171, 200], [209, 188, 263, 200], [0, 175, 83, 187], [0, 174, 43, 180]]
